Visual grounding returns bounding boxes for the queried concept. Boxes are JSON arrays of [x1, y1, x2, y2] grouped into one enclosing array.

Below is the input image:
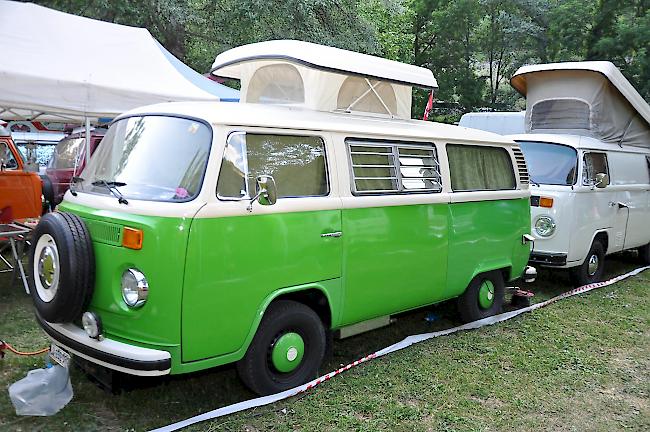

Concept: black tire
[[638, 243, 650, 265], [28, 212, 95, 323], [457, 271, 505, 323], [39, 174, 55, 213], [236, 300, 326, 396], [570, 240, 605, 287]]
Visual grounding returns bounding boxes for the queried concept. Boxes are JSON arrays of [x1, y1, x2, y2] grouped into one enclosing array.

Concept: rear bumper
[[529, 251, 567, 267], [36, 313, 171, 376]]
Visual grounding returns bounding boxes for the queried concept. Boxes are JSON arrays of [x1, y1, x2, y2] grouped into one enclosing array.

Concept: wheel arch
[[235, 282, 334, 362]]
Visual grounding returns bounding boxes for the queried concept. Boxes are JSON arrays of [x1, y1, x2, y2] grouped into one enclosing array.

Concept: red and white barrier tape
[[151, 265, 649, 432]]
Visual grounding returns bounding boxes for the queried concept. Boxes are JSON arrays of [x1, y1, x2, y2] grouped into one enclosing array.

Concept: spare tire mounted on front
[[29, 212, 95, 323]]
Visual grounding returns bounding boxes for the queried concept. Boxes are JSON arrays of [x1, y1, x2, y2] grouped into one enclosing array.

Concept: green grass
[[0, 251, 648, 431]]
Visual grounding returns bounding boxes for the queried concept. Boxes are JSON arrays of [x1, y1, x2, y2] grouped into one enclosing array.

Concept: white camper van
[[507, 62, 650, 285]]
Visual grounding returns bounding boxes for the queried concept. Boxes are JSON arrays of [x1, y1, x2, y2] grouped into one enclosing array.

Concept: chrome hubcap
[[38, 246, 57, 287], [33, 234, 60, 303], [587, 254, 599, 276]]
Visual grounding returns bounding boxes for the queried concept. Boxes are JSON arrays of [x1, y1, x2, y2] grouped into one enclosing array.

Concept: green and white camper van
[[29, 41, 535, 395]]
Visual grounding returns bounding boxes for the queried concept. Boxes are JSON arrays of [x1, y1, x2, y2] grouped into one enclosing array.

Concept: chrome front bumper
[[36, 313, 171, 376]]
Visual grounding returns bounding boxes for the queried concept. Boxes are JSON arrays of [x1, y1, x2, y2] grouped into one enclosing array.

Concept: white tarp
[[511, 62, 650, 149], [0, 0, 239, 123]]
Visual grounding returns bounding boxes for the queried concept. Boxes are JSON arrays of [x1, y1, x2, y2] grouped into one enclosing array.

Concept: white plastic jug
[[8, 365, 73, 416]]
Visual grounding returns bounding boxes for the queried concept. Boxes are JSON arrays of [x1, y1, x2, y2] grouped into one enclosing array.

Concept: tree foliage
[[37, 0, 650, 120]]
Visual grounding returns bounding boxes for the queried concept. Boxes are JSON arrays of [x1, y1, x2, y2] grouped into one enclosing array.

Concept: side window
[[582, 152, 609, 186], [446, 144, 515, 191], [646, 156, 650, 183], [217, 133, 328, 199], [347, 140, 442, 194], [0, 142, 18, 170]]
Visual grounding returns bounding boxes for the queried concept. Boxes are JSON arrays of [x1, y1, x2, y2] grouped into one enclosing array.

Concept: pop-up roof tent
[[510, 61, 650, 149], [211, 40, 437, 120], [0, 0, 239, 123]]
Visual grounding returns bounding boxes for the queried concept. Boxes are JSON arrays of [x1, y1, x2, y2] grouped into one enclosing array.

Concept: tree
[[587, 0, 650, 100], [411, 0, 485, 114]]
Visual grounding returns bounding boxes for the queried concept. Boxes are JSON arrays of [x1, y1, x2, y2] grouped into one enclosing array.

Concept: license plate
[[49, 343, 71, 368]]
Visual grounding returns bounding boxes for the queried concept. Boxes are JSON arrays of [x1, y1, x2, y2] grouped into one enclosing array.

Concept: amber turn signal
[[122, 227, 143, 250], [539, 197, 554, 208]]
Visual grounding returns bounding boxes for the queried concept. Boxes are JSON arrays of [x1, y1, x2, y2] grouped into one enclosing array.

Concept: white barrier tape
[[151, 265, 650, 432]]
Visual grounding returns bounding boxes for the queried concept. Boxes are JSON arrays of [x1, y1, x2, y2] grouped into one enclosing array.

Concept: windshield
[[49, 137, 84, 169], [79, 116, 212, 202], [518, 141, 578, 186]]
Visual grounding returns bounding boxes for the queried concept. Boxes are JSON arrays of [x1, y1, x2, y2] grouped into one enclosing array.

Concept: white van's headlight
[[535, 216, 556, 237], [121, 268, 148, 308]]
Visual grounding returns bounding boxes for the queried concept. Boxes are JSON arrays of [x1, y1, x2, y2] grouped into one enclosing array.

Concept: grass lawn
[[0, 250, 648, 431]]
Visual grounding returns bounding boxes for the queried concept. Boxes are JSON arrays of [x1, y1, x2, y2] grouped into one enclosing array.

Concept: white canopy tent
[[0, 0, 239, 164]]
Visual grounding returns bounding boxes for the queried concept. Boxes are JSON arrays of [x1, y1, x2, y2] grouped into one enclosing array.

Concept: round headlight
[[535, 216, 556, 237], [121, 268, 148, 308], [82, 311, 102, 339]]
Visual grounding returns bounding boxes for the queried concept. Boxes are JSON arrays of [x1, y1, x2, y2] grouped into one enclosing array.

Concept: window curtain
[[447, 145, 515, 191]]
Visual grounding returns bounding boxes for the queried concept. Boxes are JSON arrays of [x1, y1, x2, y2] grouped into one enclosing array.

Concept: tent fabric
[[510, 62, 650, 149], [214, 55, 414, 119], [0, 1, 239, 122], [211, 40, 437, 89]]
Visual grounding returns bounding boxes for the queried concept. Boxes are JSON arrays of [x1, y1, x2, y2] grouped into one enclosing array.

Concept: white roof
[[511, 61, 650, 126], [506, 133, 650, 153], [0, 1, 239, 123], [459, 111, 525, 135], [117, 101, 513, 145], [211, 40, 437, 89]]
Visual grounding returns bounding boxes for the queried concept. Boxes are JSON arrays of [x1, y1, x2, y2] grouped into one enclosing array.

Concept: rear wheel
[[236, 300, 326, 396], [570, 240, 605, 287], [457, 271, 505, 323], [638, 243, 650, 265]]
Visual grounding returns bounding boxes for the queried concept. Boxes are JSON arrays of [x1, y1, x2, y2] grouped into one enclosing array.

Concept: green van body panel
[[57, 202, 188, 352], [58, 195, 529, 374], [181, 209, 342, 362], [447, 198, 531, 293], [339, 203, 449, 326]]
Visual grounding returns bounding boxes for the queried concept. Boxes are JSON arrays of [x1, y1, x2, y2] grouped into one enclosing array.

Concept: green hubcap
[[271, 332, 304, 373], [478, 280, 495, 309]]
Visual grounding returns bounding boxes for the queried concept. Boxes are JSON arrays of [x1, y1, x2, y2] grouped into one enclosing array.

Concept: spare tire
[[28, 212, 95, 323]]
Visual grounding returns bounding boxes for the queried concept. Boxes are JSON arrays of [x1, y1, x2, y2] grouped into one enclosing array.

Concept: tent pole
[[84, 117, 91, 168]]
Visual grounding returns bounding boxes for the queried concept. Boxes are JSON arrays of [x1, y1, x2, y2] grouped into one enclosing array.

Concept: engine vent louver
[[512, 146, 530, 187]]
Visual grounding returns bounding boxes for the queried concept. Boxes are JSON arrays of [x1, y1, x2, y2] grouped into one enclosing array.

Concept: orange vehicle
[[0, 125, 42, 222]]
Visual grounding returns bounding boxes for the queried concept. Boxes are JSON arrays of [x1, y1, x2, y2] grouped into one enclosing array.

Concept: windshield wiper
[[91, 180, 128, 205]]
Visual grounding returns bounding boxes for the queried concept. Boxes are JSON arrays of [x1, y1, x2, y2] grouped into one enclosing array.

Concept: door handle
[[609, 201, 629, 209], [321, 231, 342, 238]]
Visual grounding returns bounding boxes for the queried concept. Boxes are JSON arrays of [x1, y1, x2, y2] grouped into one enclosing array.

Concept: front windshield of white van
[[79, 116, 211, 202], [518, 141, 578, 186]]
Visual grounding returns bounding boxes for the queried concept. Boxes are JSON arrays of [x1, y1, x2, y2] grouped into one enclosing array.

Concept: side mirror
[[594, 172, 609, 189], [256, 175, 277, 206], [247, 175, 277, 211]]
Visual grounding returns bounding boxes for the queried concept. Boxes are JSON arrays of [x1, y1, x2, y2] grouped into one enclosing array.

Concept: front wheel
[[457, 271, 505, 323], [236, 300, 326, 396], [570, 240, 605, 287]]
